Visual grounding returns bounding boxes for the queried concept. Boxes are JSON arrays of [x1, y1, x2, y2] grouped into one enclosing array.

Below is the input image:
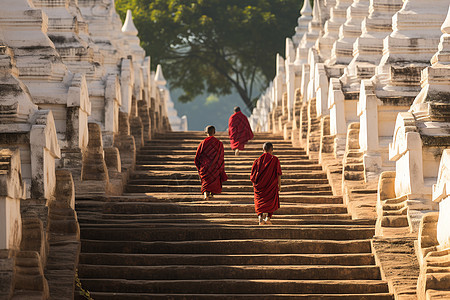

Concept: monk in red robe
[[250, 142, 282, 225], [195, 125, 228, 200], [228, 106, 254, 156]]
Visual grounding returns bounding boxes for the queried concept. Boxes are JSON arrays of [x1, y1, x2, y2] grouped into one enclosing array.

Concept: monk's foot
[[203, 192, 210, 200], [265, 219, 272, 225], [235, 149, 240, 156], [258, 214, 265, 225]]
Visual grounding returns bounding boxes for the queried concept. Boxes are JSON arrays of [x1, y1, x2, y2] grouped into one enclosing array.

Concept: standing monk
[[195, 126, 228, 200], [228, 106, 254, 156], [250, 142, 282, 225]]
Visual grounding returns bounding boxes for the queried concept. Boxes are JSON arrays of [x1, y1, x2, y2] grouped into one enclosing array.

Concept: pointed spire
[[285, 38, 295, 63], [155, 64, 167, 86], [300, 0, 313, 17], [442, 5, 450, 34], [312, 0, 320, 22], [122, 10, 138, 36]]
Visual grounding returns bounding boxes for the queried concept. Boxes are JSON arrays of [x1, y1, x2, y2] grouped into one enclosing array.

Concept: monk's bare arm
[[278, 175, 281, 191]]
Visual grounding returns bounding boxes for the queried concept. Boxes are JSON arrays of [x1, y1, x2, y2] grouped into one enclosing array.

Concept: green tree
[[115, 0, 303, 111]]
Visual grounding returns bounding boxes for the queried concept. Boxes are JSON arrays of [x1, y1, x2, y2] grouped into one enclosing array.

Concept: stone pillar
[[358, 79, 382, 179], [0, 149, 24, 251], [45, 170, 80, 299], [78, 123, 110, 195], [114, 111, 136, 174], [328, 78, 347, 157]]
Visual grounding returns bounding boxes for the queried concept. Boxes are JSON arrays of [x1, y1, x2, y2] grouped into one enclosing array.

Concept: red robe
[[250, 153, 282, 216], [228, 111, 254, 150], [195, 136, 228, 194]]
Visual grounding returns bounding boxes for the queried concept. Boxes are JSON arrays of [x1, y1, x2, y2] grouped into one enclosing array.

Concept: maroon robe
[[228, 111, 254, 150], [195, 136, 228, 194], [250, 153, 282, 216]]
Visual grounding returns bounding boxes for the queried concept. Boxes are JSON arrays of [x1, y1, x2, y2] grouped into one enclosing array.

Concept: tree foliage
[[115, 0, 302, 111]]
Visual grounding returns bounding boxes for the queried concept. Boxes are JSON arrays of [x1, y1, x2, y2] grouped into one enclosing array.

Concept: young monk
[[228, 106, 254, 156], [195, 125, 228, 200], [250, 142, 282, 225]]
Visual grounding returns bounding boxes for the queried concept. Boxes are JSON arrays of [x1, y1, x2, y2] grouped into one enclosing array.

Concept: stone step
[[136, 157, 317, 165], [76, 216, 375, 226], [125, 184, 333, 194], [127, 178, 330, 186], [138, 149, 307, 155], [136, 154, 311, 160], [129, 171, 328, 180], [99, 202, 349, 215], [85, 292, 394, 300], [135, 164, 323, 172], [78, 253, 377, 267], [78, 265, 381, 281], [76, 194, 343, 204], [81, 239, 373, 254], [79, 225, 375, 241], [76, 278, 390, 294], [145, 142, 296, 148]]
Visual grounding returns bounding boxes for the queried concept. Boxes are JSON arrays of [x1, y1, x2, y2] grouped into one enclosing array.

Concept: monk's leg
[[235, 149, 240, 156]]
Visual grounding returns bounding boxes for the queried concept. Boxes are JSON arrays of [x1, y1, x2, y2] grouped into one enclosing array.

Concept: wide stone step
[[85, 292, 394, 300], [125, 184, 333, 194], [81, 239, 372, 254], [135, 164, 323, 171], [146, 139, 292, 145], [77, 278, 389, 294], [76, 194, 343, 204], [102, 203, 349, 215], [136, 154, 311, 161], [78, 253, 376, 267], [138, 149, 308, 155], [137, 158, 317, 165], [77, 216, 375, 226], [129, 171, 328, 180], [78, 265, 381, 280], [127, 178, 330, 186], [79, 225, 375, 241]]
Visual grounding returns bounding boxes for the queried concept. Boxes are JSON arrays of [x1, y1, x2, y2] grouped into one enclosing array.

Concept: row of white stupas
[[0, 0, 185, 297], [250, 0, 450, 297]]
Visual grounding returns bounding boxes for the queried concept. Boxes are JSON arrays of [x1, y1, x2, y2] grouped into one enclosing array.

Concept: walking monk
[[250, 142, 282, 225], [195, 126, 228, 200], [228, 106, 254, 156]]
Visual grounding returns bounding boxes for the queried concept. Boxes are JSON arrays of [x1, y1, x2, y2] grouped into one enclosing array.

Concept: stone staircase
[[75, 132, 393, 299]]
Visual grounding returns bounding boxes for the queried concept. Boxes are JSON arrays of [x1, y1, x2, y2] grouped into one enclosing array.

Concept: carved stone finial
[[122, 10, 138, 36], [155, 64, 166, 86], [301, 0, 313, 17]]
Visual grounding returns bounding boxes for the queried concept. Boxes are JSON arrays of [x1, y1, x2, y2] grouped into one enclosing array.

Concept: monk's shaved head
[[234, 106, 241, 113], [263, 142, 273, 152], [205, 125, 216, 136]]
